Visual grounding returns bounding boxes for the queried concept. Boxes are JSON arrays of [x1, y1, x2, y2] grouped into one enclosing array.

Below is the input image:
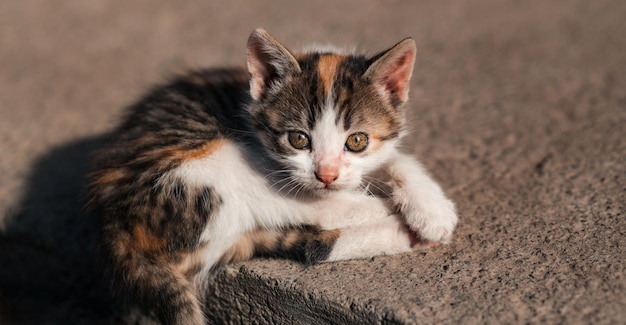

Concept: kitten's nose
[[315, 171, 338, 185]]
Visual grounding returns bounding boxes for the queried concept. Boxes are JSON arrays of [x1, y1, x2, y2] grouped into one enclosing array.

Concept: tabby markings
[[317, 54, 345, 97]]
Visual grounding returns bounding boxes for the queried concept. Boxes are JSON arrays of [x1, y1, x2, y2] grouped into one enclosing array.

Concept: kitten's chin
[[310, 183, 358, 197]]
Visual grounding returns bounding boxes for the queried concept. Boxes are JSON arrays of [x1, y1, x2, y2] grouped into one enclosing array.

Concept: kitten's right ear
[[247, 29, 301, 101]]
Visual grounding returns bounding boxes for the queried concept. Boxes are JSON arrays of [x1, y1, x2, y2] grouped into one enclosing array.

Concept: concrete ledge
[[206, 265, 381, 324]]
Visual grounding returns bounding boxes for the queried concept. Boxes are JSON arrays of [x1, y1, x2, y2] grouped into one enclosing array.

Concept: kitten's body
[[87, 29, 457, 324]]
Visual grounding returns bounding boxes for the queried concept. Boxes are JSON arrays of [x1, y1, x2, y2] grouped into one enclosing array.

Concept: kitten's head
[[246, 29, 416, 195]]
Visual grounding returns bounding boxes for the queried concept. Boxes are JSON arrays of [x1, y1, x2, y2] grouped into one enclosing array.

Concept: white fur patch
[[171, 142, 311, 267], [326, 214, 413, 261]]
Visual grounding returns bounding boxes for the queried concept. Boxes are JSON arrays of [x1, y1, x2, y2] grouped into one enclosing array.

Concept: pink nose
[[315, 171, 338, 185]]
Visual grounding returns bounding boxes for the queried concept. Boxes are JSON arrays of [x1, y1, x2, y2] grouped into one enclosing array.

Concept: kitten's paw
[[406, 229, 440, 250], [324, 214, 414, 262], [405, 198, 458, 244]]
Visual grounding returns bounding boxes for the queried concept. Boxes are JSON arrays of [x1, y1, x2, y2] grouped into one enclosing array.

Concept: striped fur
[[87, 29, 457, 325]]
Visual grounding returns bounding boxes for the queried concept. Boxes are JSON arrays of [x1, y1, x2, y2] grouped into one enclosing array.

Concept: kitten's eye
[[287, 131, 311, 150], [345, 132, 368, 152]]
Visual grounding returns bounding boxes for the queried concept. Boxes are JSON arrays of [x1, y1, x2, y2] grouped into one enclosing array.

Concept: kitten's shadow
[[0, 136, 120, 324]]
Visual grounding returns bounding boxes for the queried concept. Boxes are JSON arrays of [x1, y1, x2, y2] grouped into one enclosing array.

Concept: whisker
[[294, 183, 307, 199], [284, 178, 305, 197], [361, 176, 392, 198], [275, 177, 300, 194], [264, 170, 291, 179]]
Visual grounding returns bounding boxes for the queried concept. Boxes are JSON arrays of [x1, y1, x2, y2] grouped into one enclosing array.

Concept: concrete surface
[[1, 0, 625, 324]]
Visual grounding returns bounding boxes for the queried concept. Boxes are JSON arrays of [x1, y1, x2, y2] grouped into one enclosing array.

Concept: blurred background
[[1, 0, 624, 323]]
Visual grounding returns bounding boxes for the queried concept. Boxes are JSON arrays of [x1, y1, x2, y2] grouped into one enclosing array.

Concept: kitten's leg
[[220, 226, 319, 264], [221, 215, 418, 265], [309, 214, 417, 263], [303, 194, 422, 262], [385, 153, 458, 244]]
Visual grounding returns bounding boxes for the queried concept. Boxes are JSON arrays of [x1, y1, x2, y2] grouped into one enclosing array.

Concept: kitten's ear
[[247, 29, 301, 101], [364, 38, 416, 107]]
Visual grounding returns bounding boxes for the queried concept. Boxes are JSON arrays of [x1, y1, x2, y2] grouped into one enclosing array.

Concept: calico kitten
[[87, 29, 457, 325]]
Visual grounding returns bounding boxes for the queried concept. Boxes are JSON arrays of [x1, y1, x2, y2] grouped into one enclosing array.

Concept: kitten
[[87, 29, 457, 325]]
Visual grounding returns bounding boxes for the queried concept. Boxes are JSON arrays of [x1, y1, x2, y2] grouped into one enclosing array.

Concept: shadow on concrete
[[0, 136, 120, 324]]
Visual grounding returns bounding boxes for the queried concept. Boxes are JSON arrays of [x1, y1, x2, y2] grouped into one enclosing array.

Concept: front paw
[[405, 198, 458, 244]]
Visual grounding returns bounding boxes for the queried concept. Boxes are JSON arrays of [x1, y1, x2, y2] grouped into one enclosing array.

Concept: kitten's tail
[[105, 232, 205, 325]]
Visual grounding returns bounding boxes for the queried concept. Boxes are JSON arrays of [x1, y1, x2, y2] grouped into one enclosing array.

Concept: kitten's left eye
[[345, 132, 368, 152], [288, 131, 311, 150]]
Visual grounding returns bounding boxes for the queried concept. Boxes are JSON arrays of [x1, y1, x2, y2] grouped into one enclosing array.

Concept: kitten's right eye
[[287, 131, 311, 150]]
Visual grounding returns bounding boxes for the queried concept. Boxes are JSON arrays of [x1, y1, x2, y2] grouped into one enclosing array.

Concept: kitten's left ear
[[364, 38, 416, 107], [247, 29, 301, 101]]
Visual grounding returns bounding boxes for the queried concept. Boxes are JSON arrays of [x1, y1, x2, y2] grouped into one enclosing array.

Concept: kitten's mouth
[[312, 183, 343, 195], [316, 185, 337, 193], [319, 181, 346, 190]]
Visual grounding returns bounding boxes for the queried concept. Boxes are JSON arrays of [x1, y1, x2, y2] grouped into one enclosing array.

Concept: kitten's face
[[246, 30, 415, 196]]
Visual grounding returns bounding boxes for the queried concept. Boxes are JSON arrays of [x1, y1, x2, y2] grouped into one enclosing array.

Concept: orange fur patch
[[219, 236, 255, 264], [317, 229, 341, 246], [132, 224, 166, 252], [318, 54, 345, 96], [249, 230, 281, 251], [91, 168, 128, 186], [368, 135, 384, 152], [281, 231, 302, 250], [173, 247, 207, 279], [169, 139, 229, 161], [220, 229, 284, 264]]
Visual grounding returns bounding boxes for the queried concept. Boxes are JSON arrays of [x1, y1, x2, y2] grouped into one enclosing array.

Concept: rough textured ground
[[1, 0, 625, 324]]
